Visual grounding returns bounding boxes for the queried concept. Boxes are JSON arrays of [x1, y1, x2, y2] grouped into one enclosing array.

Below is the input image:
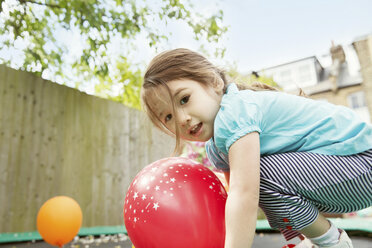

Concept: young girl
[[141, 48, 372, 248]]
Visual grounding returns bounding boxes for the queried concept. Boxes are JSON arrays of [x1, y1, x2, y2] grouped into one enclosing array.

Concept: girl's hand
[[224, 132, 260, 248]]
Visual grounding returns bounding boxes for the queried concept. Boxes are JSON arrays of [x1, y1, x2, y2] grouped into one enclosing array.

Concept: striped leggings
[[259, 149, 372, 240]]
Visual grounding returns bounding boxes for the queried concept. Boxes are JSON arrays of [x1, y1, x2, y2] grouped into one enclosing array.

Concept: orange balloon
[[37, 196, 82, 247]]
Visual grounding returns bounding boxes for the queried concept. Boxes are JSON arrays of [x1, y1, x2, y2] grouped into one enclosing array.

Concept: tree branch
[[19, 0, 62, 9]]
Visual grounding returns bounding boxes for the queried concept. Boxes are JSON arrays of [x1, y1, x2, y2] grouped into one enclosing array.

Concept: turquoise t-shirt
[[213, 83, 372, 157]]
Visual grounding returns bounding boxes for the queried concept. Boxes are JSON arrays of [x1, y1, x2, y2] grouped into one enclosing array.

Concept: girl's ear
[[214, 78, 225, 94]]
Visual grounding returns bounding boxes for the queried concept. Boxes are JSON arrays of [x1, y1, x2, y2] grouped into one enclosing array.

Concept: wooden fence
[[0, 65, 174, 232]]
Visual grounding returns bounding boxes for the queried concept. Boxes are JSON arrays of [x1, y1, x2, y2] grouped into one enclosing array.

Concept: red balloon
[[124, 157, 227, 248]]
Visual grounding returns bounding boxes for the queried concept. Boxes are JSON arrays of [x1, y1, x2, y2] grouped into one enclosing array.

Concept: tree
[[0, 0, 227, 109], [226, 63, 279, 89]]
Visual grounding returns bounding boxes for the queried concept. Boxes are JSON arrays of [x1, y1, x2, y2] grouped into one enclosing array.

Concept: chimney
[[329, 41, 346, 92], [330, 41, 346, 64]]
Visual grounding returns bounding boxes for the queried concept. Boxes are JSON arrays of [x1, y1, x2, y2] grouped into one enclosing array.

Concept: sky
[[1, 0, 372, 93], [163, 0, 372, 73]]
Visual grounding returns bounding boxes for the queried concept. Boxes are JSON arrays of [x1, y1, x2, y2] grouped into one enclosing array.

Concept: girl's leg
[[299, 214, 330, 238], [298, 217, 353, 247], [258, 149, 372, 242]]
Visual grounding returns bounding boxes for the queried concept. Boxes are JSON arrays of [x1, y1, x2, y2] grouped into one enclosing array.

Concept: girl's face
[[149, 79, 224, 142]]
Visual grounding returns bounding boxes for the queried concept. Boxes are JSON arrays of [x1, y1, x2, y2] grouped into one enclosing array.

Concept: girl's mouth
[[190, 123, 203, 137]]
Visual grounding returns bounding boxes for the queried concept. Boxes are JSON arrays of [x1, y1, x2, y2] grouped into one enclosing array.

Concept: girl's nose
[[178, 110, 191, 126]]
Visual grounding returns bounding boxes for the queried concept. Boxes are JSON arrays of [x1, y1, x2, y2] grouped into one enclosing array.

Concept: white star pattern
[[133, 192, 138, 200], [153, 202, 159, 210], [124, 157, 228, 232]]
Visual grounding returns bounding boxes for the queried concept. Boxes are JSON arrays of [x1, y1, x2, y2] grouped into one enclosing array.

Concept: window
[[347, 91, 370, 123], [298, 65, 312, 82], [347, 91, 366, 109], [280, 69, 291, 80], [279, 69, 293, 86]]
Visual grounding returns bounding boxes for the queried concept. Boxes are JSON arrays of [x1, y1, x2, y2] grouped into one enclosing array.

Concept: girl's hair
[[142, 48, 285, 154]]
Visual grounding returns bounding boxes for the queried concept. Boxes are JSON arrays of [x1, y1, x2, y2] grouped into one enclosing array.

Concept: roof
[[261, 56, 323, 71]]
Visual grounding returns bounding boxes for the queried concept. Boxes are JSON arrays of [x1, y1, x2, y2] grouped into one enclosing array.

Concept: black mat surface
[[0, 232, 371, 248]]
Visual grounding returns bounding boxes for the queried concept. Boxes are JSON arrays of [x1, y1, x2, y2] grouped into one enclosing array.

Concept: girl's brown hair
[[142, 48, 280, 154]]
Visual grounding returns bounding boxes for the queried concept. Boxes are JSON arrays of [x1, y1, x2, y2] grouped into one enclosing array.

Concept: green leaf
[[0, 0, 228, 108]]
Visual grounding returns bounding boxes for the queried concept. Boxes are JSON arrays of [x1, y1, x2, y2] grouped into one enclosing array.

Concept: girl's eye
[[165, 114, 172, 122], [180, 95, 190, 105]]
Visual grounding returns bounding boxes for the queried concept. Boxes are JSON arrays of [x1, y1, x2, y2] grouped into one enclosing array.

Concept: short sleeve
[[205, 139, 230, 171], [214, 84, 262, 155]]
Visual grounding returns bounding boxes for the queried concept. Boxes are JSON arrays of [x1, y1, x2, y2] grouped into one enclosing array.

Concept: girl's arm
[[224, 132, 260, 248]]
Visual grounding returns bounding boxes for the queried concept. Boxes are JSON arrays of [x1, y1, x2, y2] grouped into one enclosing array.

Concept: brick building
[[260, 34, 372, 123]]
